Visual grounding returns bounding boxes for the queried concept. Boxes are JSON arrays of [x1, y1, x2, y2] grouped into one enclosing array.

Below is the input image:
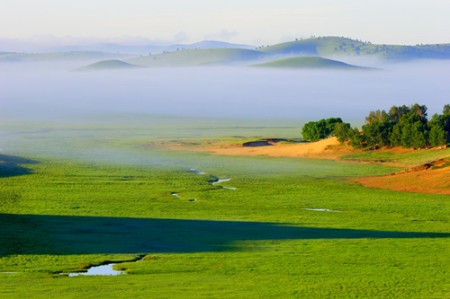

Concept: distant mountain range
[[0, 38, 253, 54], [2, 37, 450, 70]]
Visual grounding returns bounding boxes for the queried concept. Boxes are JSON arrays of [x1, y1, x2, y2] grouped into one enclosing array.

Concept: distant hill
[[4, 37, 450, 69], [48, 40, 253, 55], [262, 36, 450, 60], [129, 48, 266, 67], [76, 60, 143, 71], [0, 51, 128, 63], [254, 56, 368, 70]]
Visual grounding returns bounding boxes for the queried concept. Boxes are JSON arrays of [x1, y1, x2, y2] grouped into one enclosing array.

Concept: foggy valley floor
[[0, 115, 449, 298], [0, 59, 449, 298]]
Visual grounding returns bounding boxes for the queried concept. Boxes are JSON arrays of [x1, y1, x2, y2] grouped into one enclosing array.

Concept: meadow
[[1, 117, 449, 298]]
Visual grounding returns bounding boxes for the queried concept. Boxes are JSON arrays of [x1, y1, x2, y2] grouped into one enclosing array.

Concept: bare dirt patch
[[355, 159, 450, 195], [198, 137, 357, 160]]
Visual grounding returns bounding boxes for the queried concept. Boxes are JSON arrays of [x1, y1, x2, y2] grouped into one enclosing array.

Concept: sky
[[1, 0, 450, 45]]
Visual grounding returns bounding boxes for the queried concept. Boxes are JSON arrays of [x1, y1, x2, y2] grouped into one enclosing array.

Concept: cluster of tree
[[301, 118, 344, 142], [301, 104, 450, 149]]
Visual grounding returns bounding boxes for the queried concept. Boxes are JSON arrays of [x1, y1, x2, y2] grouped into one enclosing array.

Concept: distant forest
[[302, 104, 450, 149]]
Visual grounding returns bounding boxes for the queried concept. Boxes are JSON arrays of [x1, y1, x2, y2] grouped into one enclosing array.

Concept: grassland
[[1, 118, 449, 298]]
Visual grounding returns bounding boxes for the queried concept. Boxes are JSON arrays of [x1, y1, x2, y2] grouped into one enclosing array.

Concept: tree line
[[301, 104, 450, 149]]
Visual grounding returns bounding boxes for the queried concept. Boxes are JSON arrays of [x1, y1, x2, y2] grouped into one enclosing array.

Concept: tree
[[410, 122, 428, 149], [401, 123, 413, 148], [348, 128, 365, 148], [302, 121, 322, 141], [388, 105, 410, 123], [301, 118, 343, 141], [389, 123, 403, 146], [334, 122, 351, 143], [429, 124, 447, 147]]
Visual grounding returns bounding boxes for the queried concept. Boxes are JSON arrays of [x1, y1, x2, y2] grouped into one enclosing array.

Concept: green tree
[[348, 128, 365, 148], [389, 123, 403, 146], [429, 124, 447, 147], [334, 122, 352, 143], [410, 122, 428, 149], [301, 118, 343, 141], [401, 123, 413, 148]]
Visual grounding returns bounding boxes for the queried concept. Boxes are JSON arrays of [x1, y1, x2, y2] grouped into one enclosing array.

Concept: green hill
[[129, 48, 266, 67], [254, 56, 368, 70], [262, 36, 450, 60], [76, 60, 143, 71]]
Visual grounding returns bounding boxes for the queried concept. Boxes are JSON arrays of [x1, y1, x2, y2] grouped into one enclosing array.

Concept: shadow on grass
[[1, 213, 449, 256], [0, 154, 38, 178]]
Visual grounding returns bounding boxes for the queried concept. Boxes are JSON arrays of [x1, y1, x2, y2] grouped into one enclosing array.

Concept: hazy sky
[[1, 0, 450, 45]]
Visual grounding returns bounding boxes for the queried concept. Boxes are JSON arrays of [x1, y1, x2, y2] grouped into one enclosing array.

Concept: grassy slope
[[262, 36, 450, 60], [0, 121, 449, 298], [254, 56, 366, 70], [341, 147, 450, 167], [129, 48, 266, 67]]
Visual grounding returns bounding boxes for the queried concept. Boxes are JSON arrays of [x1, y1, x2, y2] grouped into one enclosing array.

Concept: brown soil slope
[[355, 159, 450, 195], [202, 137, 356, 160], [164, 137, 449, 195]]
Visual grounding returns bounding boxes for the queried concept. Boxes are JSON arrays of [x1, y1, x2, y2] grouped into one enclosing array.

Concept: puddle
[[222, 186, 237, 191], [305, 208, 342, 213], [0, 272, 17, 274], [65, 255, 145, 277], [68, 263, 125, 277], [212, 178, 232, 185], [189, 168, 238, 191], [210, 177, 237, 190], [171, 192, 181, 198], [189, 168, 205, 175]]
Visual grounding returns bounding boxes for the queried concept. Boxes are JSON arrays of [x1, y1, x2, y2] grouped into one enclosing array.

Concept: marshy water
[[67, 256, 146, 277], [68, 263, 125, 277], [305, 208, 342, 213]]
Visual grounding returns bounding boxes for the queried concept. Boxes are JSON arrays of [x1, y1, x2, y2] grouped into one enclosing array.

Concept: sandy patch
[[199, 137, 355, 160], [355, 159, 450, 195]]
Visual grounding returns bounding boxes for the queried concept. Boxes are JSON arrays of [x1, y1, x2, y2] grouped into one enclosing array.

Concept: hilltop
[[129, 48, 266, 67], [4, 37, 450, 69], [254, 56, 369, 70], [262, 36, 450, 60], [76, 59, 143, 71]]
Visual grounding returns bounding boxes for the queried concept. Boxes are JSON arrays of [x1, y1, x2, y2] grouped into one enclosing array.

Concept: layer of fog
[[1, 60, 450, 123]]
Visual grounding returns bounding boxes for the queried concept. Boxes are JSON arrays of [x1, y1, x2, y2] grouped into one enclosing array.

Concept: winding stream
[[305, 208, 342, 213]]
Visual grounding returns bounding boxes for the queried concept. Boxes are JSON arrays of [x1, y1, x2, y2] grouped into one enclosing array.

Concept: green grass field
[[1, 117, 449, 298]]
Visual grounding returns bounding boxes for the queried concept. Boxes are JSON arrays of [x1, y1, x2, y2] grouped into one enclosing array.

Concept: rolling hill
[[129, 48, 266, 67], [254, 56, 369, 70], [0, 51, 128, 63], [262, 36, 450, 60], [76, 60, 143, 71]]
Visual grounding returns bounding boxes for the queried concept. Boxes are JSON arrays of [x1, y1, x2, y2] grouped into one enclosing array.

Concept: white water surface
[[68, 263, 125, 277]]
